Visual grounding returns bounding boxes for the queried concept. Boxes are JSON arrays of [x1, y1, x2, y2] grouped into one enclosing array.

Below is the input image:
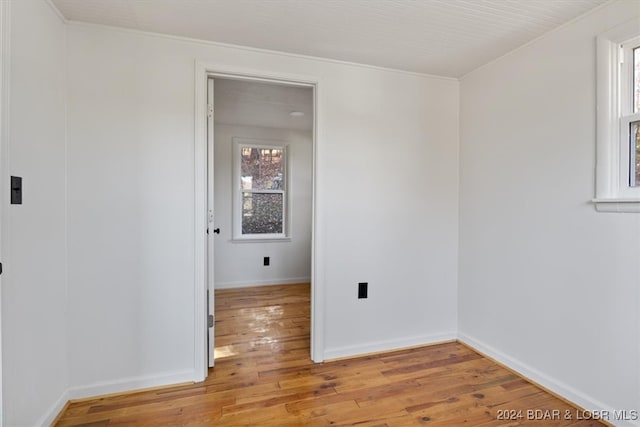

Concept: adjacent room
[[211, 77, 314, 368], [0, 0, 638, 426]]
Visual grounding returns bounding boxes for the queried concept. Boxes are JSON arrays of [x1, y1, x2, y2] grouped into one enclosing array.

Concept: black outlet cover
[[11, 176, 22, 205], [358, 282, 368, 299], [263, 256, 270, 266]]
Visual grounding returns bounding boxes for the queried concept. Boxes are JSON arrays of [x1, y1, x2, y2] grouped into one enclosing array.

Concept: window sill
[[231, 237, 291, 243], [592, 199, 640, 213]]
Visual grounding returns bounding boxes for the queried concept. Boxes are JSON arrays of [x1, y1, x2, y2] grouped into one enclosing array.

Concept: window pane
[[240, 147, 284, 190], [632, 121, 640, 187], [635, 47, 640, 113], [242, 192, 283, 234]]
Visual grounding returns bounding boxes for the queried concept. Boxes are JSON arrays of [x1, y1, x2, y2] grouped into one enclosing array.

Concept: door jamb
[[193, 61, 324, 381], [0, 1, 10, 424]]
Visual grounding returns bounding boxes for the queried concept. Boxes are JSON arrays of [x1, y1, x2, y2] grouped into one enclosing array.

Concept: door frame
[[193, 61, 324, 381], [0, 1, 10, 424]]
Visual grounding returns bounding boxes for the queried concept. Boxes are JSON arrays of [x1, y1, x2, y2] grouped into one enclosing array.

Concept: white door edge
[[0, 1, 10, 424], [206, 77, 215, 368]]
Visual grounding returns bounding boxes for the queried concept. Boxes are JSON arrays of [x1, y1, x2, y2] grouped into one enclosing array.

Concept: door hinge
[[207, 103, 213, 118], [619, 47, 623, 64], [208, 314, 214, 328]]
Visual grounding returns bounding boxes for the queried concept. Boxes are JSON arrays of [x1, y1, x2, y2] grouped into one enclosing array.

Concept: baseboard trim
[[36, 389, 70, 427], [215, 277, 310, 289], [39, 370, 196, 426], [458, 333, 638, 427], [323, 332, 457, 361], [66, 369, 196, 402]]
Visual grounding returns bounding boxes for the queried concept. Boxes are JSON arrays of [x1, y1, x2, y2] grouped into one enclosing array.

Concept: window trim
[[231, 137, 290, 241], [594, 20, 640, 213]]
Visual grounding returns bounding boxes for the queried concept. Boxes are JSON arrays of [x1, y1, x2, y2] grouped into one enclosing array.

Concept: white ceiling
[[213, 78, 313, 131], [51, 0, 609, 77]]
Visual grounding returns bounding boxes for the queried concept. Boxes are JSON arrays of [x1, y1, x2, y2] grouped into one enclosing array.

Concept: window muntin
[[233, 139, 288, 239]]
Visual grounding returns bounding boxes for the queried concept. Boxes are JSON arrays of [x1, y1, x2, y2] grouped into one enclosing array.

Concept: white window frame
[[594, 20, 640, 213], [232, 137, 290, 241]]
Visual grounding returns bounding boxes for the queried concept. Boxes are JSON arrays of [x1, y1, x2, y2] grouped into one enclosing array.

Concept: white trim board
[[323, 332, 457, 361], [458, 333, 638, 427], [65, 370, 195, 401], [0, 2, 10, 426], [215, 277, 311, 289], [44, 0, 67, 24], [35, 390, 69, 427], [194, 60, 325, 377], [38, 370, 196, 427]]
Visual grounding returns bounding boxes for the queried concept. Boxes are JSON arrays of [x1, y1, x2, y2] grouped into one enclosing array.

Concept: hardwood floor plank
[[54, 283, 606, 426]]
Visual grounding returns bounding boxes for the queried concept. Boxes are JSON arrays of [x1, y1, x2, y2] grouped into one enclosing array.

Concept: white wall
[[2, 1, 68, 425], [214, 124, 312, 288], [66, 29, 196, 392], [458, 1, 640, 424], [320, 65, 459, 358], [65, 21, 459, 390]]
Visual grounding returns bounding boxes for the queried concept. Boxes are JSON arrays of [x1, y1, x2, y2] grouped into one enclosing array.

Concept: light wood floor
[[55, 283, 605, 426]]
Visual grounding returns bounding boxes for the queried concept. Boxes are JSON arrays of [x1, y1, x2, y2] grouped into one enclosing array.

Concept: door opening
[[204, 73, 316, 374]]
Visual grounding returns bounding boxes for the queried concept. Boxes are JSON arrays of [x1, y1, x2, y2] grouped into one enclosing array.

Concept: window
[[232, 138, 289, 240], [621, 38, 640, 188], [595, 22, 640, 212]]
